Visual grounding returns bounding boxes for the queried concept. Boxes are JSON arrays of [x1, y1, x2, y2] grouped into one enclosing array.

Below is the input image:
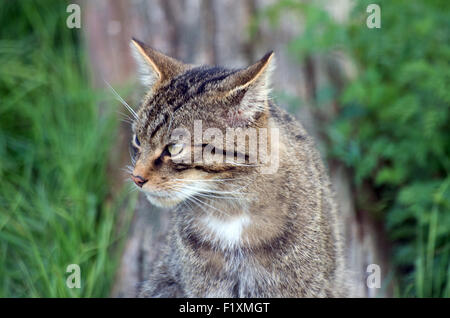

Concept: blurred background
[[0, 0, 448, 297]]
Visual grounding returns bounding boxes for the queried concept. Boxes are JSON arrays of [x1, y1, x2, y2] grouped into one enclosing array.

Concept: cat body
[[129, 38, 349, 297]]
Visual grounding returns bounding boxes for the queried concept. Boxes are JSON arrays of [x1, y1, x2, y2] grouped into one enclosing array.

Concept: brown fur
[[129, 38, 350, 297]]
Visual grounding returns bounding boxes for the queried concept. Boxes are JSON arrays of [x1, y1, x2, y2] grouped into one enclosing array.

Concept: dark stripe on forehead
[[170, 67, 237, 114], [172, 95, 190, 113], [142, 66, 237, 134], [146, 68, 209, 117], [196, 71, 237, 94], [148, 112, 169, 139], [166, 66, 213, 93]]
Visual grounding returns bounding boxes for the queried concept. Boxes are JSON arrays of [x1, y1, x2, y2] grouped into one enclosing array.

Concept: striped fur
[[129, 39, 351, 298]]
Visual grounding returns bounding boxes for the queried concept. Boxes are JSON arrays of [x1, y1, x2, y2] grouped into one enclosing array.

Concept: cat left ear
[[222, 51, 275, 124], [130, 38, 187, 87]]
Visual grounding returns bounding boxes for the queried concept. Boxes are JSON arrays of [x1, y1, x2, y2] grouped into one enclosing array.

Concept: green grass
[[0, 1, 135, 297]]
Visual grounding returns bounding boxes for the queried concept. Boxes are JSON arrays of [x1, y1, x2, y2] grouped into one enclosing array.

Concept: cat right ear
[[130, 38, 186, 87], [219, 51, 275, 125]]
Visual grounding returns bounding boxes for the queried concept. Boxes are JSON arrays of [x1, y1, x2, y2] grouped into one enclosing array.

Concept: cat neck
[[175, 138, 293, 252]]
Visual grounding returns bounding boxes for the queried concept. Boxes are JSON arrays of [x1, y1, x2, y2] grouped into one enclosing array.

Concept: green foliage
[[262, 0, 450, 296], [0, 1, 135, 297]]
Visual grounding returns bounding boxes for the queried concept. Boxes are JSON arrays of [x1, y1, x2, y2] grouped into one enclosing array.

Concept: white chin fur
[[145, 193, 184, 208], [142, 181, 205, 208]]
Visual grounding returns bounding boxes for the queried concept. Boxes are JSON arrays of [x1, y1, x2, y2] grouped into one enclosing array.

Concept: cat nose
[[131, 174, 148, 188]]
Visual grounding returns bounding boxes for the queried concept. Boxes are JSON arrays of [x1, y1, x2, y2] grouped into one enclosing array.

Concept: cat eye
[[130, 134, 141, 162], [167, 143, 184, 156], [134, 134, 141, 147]]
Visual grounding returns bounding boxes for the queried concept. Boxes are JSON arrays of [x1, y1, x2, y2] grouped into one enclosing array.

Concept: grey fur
[[129, 39, 350, 298]]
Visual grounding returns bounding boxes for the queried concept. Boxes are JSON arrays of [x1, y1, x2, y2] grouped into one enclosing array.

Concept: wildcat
[[128, 38, 349, 297]]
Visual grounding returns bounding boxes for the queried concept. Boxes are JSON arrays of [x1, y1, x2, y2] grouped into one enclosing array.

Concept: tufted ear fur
[[130, 38, 187, 87], [220, 51, 275, 125]]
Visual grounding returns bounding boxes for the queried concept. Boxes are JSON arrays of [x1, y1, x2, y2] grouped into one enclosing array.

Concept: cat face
[[129, 38, 274, 208]]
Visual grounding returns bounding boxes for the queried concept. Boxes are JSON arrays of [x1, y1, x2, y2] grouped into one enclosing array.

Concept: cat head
[[129, 38, 275, 208]]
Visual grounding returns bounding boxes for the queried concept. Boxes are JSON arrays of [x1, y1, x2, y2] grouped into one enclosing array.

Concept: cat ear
[[222, 51, 275, 124], [130, 38, 187, 87]]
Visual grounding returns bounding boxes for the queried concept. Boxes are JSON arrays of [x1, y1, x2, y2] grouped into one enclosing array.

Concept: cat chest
[[199, 213, 251, 250], [179, 214, 272, 296]]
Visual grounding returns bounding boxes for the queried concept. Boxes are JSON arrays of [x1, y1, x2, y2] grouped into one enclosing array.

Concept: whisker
[[188, 195, 230, 217], [180, 183, 248, 196], [183, 196, 203, 210], [183, 190, 241, 200], [165, 184, 241, 214], [105, 80, 138, 120], [178, 184, 244, 196], [116, 110, 134, 125], [122, 165, 134, 175], [124, 181, 139, 195], [121, 169, 132, 175], [119, 118, 134, 125], [173, 178, 247, 183], [128, 146, 137, 165], [177, 199, 194, 214]]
